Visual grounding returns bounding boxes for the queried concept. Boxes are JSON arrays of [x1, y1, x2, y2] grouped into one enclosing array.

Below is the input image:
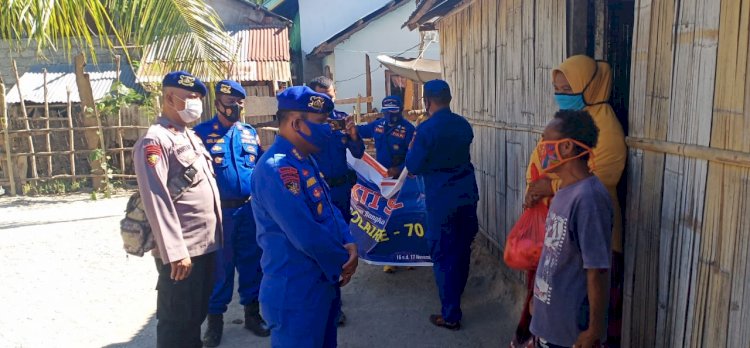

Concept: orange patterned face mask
[[537, 138, 594, 173]]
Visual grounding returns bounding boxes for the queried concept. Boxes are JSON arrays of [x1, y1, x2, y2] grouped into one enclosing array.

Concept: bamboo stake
[[0, 76, 16, 196], [115, 55, 125, 175], [67, 89, 76, 180], [12, 60, 37, 179], [365, 54, 373, 112], [43, 69, 52, 176]]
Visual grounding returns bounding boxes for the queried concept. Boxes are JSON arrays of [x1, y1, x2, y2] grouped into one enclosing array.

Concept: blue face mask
[[298, 119, 332, 152], [555, 93, 587, 111]]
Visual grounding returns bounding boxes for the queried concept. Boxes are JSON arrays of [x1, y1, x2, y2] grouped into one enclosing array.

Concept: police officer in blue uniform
[[251, 86, 358, 347], [308, 76, 364, 325], [307, 76, 365, 220], [405, 80, 479, 331], [357, 95, 415, 178], [193, 80, 269, 346]]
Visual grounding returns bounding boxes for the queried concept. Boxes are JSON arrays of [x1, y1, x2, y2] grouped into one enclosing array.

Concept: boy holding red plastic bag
[[529, 110, 613, 348]]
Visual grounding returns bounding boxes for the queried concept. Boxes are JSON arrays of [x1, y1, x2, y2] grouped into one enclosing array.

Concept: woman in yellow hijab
[[520, 55, 627, 346], [525, 55, 626, 252]]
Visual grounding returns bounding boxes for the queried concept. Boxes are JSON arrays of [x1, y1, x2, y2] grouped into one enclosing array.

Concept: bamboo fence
[[0, 63, 150, 195]]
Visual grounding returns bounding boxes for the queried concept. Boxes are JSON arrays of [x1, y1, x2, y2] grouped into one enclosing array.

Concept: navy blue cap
[[162, 71, 208, 96], [381, 95, 403, 113], [277, 86, 334, 114], [216, 80, 246, 98], [424, 79, 451, 99]]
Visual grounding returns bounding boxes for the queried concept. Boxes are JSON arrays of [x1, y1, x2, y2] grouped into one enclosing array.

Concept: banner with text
[[346, 152, 431, 266]]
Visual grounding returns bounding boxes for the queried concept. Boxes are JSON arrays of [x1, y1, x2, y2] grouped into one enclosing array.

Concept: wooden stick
[[3, 125, 149, 135], [43, 69, 52, 176], [67, 89, 76, 180], [626, 137, 750, 168], [115, 55, 126, 175], [12, 59, 37, 179], [365, 54, 373, 112], [0, 76, 16, 196]]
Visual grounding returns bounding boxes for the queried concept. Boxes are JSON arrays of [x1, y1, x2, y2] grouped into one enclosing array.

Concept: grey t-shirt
[[530, 175, 613, 346]]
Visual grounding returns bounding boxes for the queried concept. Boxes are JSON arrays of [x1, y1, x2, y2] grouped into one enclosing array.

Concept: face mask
[[387, 112, 402, 124], [218, 101, 243, 123], [174, 96, 203, 123], [297, 119, 332, 152], [554, 94, 586, 111], [537, 138, 593, 173], [554, 62, 602, 111]]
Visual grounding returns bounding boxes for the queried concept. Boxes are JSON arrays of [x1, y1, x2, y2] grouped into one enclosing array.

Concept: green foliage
[[96, 81, 156, 119], [21, 179, 85, 196], [2, 0, 234, 79]]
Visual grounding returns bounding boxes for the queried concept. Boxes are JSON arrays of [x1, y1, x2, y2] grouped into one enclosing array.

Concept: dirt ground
[[0, 192, 523, 348]]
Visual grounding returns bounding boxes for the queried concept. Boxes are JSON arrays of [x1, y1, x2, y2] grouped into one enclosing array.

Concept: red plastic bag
[[504, 203, 548, 271]]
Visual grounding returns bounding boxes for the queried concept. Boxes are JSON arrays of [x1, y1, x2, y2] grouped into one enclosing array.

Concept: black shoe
[[244, 301, 271, 337], [429, 314, 461, 331], [202, 313, 223, 347], [337, 309, 347, 327]]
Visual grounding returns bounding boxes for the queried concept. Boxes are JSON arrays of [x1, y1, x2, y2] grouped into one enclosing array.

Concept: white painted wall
[[329, 1, 440, 109], [298, 0, 391, 55]]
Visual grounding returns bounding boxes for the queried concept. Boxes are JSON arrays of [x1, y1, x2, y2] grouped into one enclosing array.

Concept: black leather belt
[[326, 171, 357, 188], [221, 197, 250, 209]]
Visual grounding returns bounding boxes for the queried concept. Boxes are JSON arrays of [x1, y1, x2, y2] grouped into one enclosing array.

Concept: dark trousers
[[154, 253, 215, 348], [427, 204, 478, 323], [209, 204, 263, 314]]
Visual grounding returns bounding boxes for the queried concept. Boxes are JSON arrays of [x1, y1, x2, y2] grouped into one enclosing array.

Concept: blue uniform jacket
[[313, 110, 365, 180], [405, 108, 479, 230], [194, 115, 262, 200], [358, 117, 415, 170], [251, 136, 354, 309]]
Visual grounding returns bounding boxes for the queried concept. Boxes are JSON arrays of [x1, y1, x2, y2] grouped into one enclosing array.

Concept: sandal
[[429, 314, 461, 331]]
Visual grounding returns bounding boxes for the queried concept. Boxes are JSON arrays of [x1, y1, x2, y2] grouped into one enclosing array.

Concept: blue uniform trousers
[[262, 285, 340, 348], [208, 202, 263, 314], [427, 203, 478, 323], [328, 183, 351, 323]]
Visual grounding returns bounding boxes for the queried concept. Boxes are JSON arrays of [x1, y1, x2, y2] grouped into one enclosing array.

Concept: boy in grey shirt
[[530, 110, 613, 348]]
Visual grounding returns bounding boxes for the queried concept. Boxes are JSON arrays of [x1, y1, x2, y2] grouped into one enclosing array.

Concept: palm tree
[[1, 0, 234, 80]]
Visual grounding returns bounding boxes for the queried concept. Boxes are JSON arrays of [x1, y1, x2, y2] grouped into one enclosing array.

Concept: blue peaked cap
[[277, 86, 334, 114], [215, 79, 246, 98], [424, 79, 451, 99], [382, 95, 403, 113], [162, 71, 208, 96]]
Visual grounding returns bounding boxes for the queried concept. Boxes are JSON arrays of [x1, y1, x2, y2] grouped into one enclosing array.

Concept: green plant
[[2, 0, 233, 79], [89, 148, 115, 199]]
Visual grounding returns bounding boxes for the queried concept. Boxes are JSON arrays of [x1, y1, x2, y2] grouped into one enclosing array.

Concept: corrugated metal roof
[[5, 63, 141, 104], [137, 27, 291, 83]]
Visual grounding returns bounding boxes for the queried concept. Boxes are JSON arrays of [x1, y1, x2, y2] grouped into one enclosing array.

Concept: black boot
[[202, 313, 223, 347], [244, 301, 271, 337]]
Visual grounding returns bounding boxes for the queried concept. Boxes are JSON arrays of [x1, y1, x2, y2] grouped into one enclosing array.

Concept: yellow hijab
[[526, 55, 627, 252]]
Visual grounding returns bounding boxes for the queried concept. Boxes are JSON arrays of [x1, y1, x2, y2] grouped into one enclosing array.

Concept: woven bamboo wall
[[624, 0, 750, 346], [438, 0, 566, 254]]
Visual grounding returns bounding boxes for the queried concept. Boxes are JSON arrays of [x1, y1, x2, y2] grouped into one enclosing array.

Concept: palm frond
[[105, 0, 234, 80], [1, 0, 234, 79]]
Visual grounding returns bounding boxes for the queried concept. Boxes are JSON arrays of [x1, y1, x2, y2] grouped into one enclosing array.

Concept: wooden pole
[[115, 55, 125, 175], [12, 59, 37, 179], [74, 53, 103, 188], [365, 54, 373, 112], [0, 76, 16, 196], [67, 88, 76, 180], [43, 69, 52, 176]]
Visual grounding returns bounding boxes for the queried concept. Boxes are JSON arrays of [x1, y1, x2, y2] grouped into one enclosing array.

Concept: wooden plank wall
[[437, 0, 750, 346], [438, 0, 566, 261], [624, 0, 750, 347]]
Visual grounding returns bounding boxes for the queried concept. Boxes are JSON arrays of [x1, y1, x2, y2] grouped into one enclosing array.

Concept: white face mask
[[173, 96, 203, 123]]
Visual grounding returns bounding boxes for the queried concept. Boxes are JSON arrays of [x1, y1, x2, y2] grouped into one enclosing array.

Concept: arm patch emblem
[[144, 144, 162, 167]]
